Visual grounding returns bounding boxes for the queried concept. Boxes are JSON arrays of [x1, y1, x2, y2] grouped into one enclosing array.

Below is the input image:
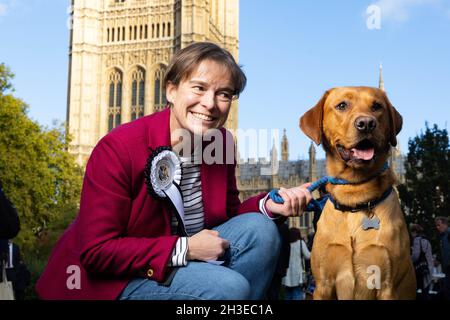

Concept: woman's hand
[[265, 183, 313, 217], [187, 229, 229, 261]]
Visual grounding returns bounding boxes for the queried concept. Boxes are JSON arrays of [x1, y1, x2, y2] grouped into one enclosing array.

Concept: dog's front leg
[[313, 279, 337, 300], [312, 253, 356, 299], [335, 270, 356, 300]]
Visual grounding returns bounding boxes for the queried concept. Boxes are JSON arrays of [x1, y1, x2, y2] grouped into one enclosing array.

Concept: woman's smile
[[189, 111, 216, 122]]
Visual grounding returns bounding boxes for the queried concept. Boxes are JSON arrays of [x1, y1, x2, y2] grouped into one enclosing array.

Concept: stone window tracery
[[154, 66, 167, 112], [108, 69, 123, 131], [131, 67, 145, 121]]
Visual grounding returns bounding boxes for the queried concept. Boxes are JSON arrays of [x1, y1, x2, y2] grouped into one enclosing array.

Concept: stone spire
[[271, 139, 278, 164], [270, 139, 279, 176], [380, 64, 404, 184], [379, 63, 385, 91], [281, 129, 289, 161], [309, 142, 317, 181], [236, 147, 241, 176]]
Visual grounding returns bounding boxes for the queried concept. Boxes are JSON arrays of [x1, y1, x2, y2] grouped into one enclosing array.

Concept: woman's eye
[[218, 92, 233, 100], [193, 86, 205, 92], [336, 102, 348, 111]]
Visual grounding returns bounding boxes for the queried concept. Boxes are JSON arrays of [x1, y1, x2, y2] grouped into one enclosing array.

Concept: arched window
[[131, 67, 145, 121], [162, 23, 165, 37], [134, 25, 137, 40], [117, 27, 120, 41], [157, 24, 160, 38], [140, 25, 143, 39], [152, 24, 155, 38], [108, 69, 123, 131], [111, 28, 115, 42], [129, 26, 132, 40], [145, 25, 148, 39], [132, 81, 137, 107], [167, 22, 171, 37], [122, 27, 125, 41], [154, 66, 167, 112], [107, 28, 110, 42]]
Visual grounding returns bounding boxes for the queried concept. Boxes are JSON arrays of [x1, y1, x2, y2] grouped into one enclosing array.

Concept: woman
[[36, 42, 312, 300], [410, 224, 433, 300], [282, 228, 310, 300]]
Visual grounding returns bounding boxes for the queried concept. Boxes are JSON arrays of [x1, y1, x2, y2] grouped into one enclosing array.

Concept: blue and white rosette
[[144, 147, 186, 232]]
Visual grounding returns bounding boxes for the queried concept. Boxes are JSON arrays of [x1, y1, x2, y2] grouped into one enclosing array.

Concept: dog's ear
[[385, 96, 403, 147], [300, 91, 330, 145]]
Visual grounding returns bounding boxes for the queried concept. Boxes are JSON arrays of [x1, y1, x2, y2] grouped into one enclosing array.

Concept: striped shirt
[[168, 157, 278, 267], [168, 156, 204, 267]]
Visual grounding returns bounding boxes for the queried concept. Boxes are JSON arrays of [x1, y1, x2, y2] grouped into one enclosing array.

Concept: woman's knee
[[204, 270, 251, 300], [244, 213, 281, 253]]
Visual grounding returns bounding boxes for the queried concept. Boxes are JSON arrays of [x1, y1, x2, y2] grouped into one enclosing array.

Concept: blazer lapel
[[144, 107, 172, 228], [201, 129, 229, 228], [147, 107, 171, 149], [201, 163, 227, 228]]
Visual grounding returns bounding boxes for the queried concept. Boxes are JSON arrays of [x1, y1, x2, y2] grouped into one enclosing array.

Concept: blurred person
[[429, 255, 444, 299], [5, 240, 30, 300], [282, 228, 310, 300], [0, 181, 20, 244], [410, 224, 433, 300], [435, 216, 450, 300], [0, 181, 20, 288]]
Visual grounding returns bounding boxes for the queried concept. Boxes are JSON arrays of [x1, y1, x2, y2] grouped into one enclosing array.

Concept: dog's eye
[[372, 102, 383, 111], [336, 102, 348, 111]]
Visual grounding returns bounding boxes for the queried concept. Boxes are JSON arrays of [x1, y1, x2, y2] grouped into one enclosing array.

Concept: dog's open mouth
[[337, 139, 376, 162]]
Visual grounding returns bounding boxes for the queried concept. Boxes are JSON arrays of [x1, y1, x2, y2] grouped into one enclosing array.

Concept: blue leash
[[268, 163, 390, 212], [268, 188, 330, 212]]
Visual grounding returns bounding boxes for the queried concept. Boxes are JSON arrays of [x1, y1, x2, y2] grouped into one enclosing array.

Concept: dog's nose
[[355, 116, 377, 133]]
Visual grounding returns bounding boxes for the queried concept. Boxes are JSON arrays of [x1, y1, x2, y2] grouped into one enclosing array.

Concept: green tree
[[0, 64, 82, 253], [0, 63, 14, 94], [398, 123, 450, 250]]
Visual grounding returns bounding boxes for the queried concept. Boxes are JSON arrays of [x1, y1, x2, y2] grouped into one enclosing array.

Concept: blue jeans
[[118, 213, 281, 300], [284, 286, 305, 300]]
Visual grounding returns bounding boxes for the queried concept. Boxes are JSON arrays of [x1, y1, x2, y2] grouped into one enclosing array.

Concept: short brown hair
[[435, 216, 449, 226], [163, 42, 247, 97], [410, 223, 424, 234]]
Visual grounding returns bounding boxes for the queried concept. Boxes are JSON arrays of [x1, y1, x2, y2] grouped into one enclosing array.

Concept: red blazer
[[35, 108, 266, 300]]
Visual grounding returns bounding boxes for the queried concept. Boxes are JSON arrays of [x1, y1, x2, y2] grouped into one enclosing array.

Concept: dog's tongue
[[351, 148, 375, 161]]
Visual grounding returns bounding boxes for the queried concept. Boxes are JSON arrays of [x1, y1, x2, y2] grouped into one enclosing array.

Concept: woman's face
[[167, 59, 235, 137], [436, 220, 448, 234]]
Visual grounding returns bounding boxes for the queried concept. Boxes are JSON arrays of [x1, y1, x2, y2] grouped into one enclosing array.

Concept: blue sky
[[1, 0, 449, 160]]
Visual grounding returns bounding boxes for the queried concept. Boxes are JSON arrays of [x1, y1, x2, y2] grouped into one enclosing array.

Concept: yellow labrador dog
[[300, 87, 416, 300]]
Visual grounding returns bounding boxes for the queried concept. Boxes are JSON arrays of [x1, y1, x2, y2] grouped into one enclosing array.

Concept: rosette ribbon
[[145, 147, 187, 235]]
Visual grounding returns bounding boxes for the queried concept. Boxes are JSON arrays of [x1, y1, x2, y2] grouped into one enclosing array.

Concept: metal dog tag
[[362, 216, 380, 230]]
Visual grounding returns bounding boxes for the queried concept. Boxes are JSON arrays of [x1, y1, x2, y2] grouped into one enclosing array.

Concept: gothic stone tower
[[67, 0, 240, 165], [378, 63, 403, 182], [308, 141, 317, 182], [281, 129, 289, 161]]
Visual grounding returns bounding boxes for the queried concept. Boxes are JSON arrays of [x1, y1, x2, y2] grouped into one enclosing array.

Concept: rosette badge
[[147, 147, 181, 198], [145, 147, 185, 229]]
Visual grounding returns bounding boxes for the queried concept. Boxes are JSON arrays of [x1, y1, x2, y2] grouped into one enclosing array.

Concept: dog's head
[[300, 87, 402, 169]]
